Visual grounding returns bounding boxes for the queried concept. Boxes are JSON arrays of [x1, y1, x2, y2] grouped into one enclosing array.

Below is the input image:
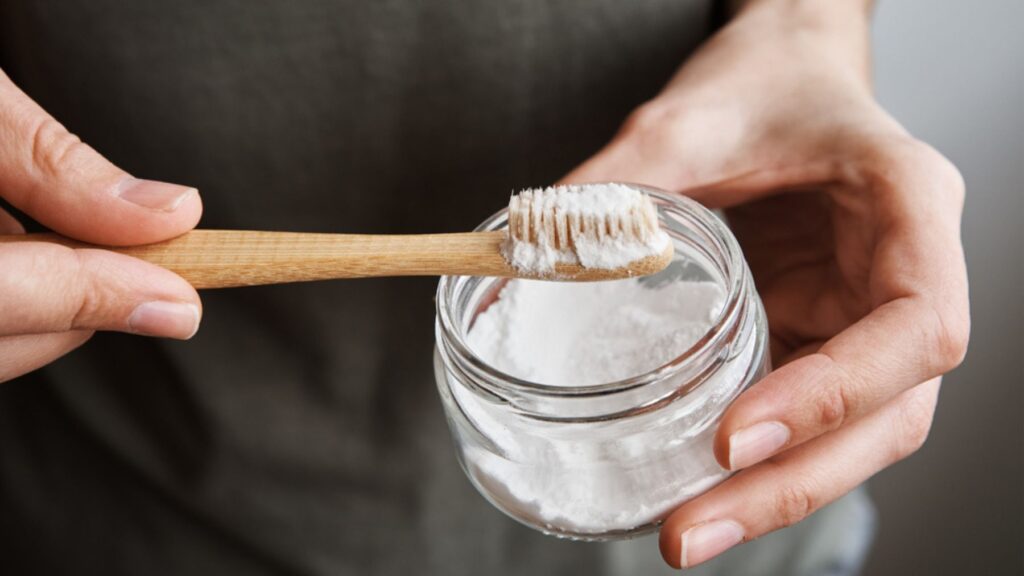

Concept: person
[[0, 0, 968, 574]]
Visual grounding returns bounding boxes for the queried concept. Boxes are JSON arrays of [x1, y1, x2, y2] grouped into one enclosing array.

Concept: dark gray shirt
[[0, 1, 716, 574]]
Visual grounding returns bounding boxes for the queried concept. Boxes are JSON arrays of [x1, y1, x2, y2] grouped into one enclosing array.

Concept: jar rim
[[435, 184, 749, 401]]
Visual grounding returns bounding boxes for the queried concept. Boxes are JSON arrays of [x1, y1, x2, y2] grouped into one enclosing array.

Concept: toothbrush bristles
[[508, 184, 660, 250]]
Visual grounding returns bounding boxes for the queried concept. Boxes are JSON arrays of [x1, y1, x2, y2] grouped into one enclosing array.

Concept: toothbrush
[[0, 184, 673, 288]]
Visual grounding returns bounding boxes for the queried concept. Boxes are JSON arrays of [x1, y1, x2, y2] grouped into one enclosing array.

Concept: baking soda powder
[[503, 184, 671, 274], [456, 276, 756, 534]]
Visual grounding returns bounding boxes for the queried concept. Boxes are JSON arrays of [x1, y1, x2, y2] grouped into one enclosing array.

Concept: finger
[[716, 296, 962, 471], [0, 330, 92, 383], [0, 206, 92, 383], [0, 242, 201, 339], [714, 140, 969, 471], [0, 68, 202, 245], [558, 136, 686, 190], [0, 205, 25, 234], [660, 380, 940, 569], [557, 111, 724, 192]]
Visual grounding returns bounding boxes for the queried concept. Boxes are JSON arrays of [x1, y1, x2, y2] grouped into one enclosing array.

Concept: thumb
[[557, 104, 794, 209], [557, 123, 687, 189], [557, 105, 728, 190], [0, 68, 202, 245]]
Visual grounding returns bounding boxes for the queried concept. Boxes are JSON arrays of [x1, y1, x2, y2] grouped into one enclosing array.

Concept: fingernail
[[728, 421, 791, 470], [128, 301, 200, 340], [680, 520, 744, 569], [115, 178, 196, 212]]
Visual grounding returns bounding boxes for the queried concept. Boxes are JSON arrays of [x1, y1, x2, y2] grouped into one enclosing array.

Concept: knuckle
[[67, 249, 95, 331], [932, 154, 965, 204], [620, 101, 691, 153], [29, 116, 86, 180], [773, 483, 819, 528], [925, 300, 971, 374], [621, 101, 670, 136], [1, 243, 85, 333], [67, 250, 126, 331], [890, 388, 937, 461], [813, 357, 856, 432], [39, 245, 90, 332], [815, 381, 849, 431], [862, 136, 966, 205], [910, 141, 965, 206]]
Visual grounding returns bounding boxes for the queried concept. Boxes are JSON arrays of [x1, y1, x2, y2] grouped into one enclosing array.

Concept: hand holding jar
[[560, 0, 969, 568]]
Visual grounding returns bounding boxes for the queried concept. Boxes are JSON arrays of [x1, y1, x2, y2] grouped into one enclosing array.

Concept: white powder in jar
[[458, 276, 754, 535], [468, 279, 723, 386]]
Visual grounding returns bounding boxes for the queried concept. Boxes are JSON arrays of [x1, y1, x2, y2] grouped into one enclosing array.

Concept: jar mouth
[[436, 184, 749, 403]]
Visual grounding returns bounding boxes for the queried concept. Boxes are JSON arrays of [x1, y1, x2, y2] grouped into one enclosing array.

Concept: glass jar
[[433, 185, 770, 540]]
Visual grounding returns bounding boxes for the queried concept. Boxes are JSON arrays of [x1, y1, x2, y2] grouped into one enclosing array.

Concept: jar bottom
[[456, 449, 728, 541]]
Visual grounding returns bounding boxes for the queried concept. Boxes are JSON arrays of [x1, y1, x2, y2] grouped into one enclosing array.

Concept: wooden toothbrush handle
[[0, 230, 514, 289]]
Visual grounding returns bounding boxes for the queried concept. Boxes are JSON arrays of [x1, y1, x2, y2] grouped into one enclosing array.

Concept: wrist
[[727, 0, 874, 86], [730, 0, 873, 21]]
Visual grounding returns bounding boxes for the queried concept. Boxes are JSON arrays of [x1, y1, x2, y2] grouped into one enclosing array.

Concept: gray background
[[866, 0, 1023, 574]]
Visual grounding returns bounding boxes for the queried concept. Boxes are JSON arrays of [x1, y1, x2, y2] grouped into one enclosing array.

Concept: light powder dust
[[502, 184, 671, 274], [456, 277, 747, 534], [467, 278, 723, 386]]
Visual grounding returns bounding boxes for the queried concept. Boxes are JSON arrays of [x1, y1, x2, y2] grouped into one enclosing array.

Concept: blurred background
[[864, 0, 1022, 573]]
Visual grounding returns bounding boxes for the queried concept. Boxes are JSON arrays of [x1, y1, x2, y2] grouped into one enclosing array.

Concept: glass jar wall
[[434, 187, 770, 540]]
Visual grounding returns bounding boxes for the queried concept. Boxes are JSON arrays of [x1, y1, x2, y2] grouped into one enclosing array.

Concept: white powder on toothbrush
[[503, 183, 671, 274]]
